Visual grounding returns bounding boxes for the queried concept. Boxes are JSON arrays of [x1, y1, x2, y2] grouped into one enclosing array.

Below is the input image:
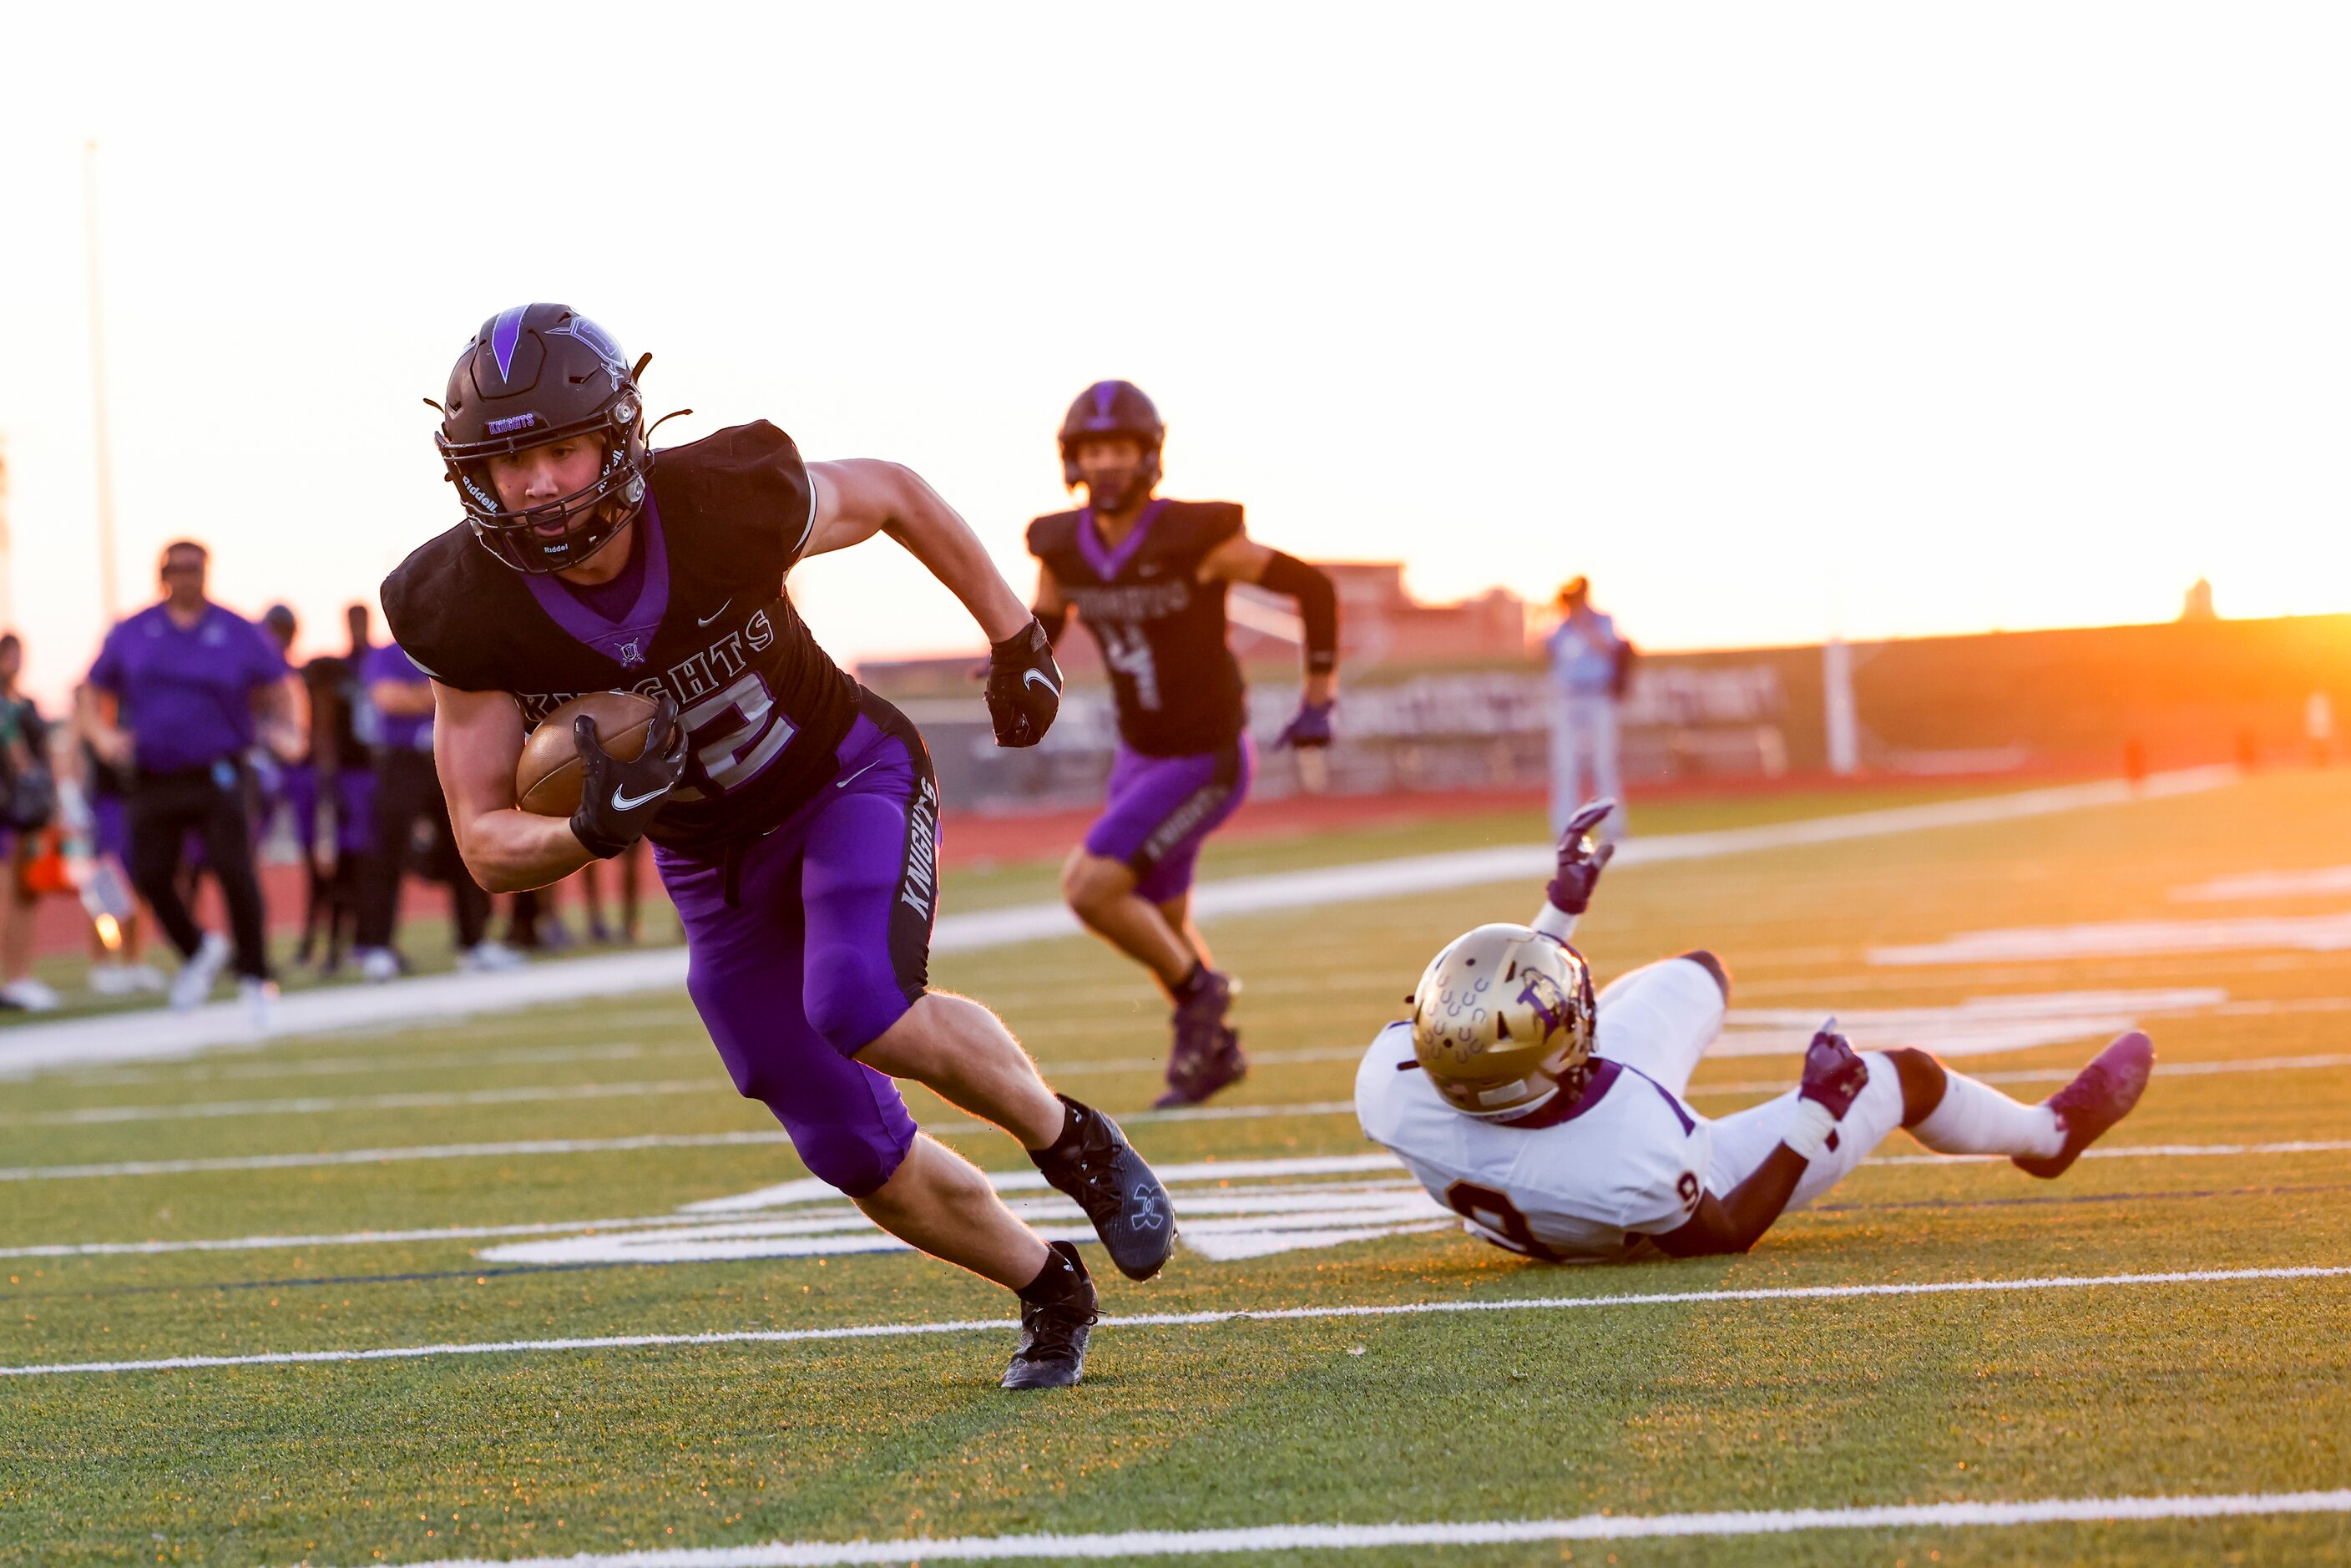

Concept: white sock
[[1912, 1070, 2065, 1158]]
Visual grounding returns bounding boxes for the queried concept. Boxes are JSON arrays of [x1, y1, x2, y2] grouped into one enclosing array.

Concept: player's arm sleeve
[[1530, 904, 1578, 943], [1256, 550, 1339, 676]]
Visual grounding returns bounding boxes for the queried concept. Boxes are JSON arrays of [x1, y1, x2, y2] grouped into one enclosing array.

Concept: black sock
[[1172, 962, 1210, 1002], [1016, 1241, 1088, 1306], [1027, 1095, 1084, 1163]]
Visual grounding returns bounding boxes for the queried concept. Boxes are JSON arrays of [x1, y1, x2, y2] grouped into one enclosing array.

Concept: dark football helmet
[[1058, 380, 1163, 508], [433, 303, 650, 574]]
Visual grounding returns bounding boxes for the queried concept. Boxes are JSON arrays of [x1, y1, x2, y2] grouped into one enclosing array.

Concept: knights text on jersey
[[380, 421, 861, 859], [1354, 1021, 1711, 1262], [1028, 499, 1247, 756]]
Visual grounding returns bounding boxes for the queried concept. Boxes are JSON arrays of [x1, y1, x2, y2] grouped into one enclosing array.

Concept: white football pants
[[1549, 693, 1624, 839]]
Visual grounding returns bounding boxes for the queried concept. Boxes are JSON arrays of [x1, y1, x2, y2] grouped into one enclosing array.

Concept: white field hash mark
[[294, 1488, 2351, 1566], [6, 1264, 2344, 1378]]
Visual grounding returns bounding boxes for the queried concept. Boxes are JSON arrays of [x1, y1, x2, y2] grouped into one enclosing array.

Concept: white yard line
[[6, 1262, 2341, 1378], [7, 1105, 2345, 1187], [0, 1103, 1368, 1182], [0, 1077, 725, 1127], [293, 1488, 2351, 1566], [22, 1019, 2350, 1128], [0, 766, 2237, 1079]]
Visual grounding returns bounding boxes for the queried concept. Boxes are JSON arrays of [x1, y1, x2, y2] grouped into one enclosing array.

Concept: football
[[514, 690, 662, 818]]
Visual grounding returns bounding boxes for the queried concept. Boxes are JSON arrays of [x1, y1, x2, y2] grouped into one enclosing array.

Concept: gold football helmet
[[1408, 923, 1597, 1118]]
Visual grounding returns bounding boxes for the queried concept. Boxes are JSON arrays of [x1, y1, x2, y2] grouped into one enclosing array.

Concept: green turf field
[[3, 771, 2348, 1565]]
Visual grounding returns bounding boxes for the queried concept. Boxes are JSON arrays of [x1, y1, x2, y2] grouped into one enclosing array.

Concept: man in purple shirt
[[352, 636, 518, 979], [84, 540, 293, 1019]]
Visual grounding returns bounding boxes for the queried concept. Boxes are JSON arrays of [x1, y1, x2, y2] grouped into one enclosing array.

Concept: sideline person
[[1543, 577, 1631, 841], [84, 540, 294, 1023]]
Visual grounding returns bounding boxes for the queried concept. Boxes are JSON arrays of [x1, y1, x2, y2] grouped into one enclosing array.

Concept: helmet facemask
[[442, 402, 647, 574]]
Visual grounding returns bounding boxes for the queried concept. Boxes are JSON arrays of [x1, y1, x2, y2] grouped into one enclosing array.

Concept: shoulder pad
[[1027, 509, 1082, 558], [379, 525, 488, 690], [1160, 499, 1245, 549], [651, 421, 817, 568]]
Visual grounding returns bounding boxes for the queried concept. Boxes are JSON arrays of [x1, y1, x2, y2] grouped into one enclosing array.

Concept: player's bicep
[[432, 682, 528, 831], [802, 459, 905, 560]]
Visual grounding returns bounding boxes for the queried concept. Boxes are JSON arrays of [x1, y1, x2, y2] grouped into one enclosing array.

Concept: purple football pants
[[656, 697, 938, 1197], [1083, 734, 1255, 903]]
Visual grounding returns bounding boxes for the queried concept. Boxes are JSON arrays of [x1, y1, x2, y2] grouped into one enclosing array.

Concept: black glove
[[986, 620, 1062, 748], [569, 694, 688, 859], [1545, 798, 1617, 915], [1276, 699, 1336, 749], [1797, 1019, 1869, 1119]]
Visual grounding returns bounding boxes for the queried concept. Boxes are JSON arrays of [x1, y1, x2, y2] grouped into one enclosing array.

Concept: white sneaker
[[356, 947, 401, 984], [240, 977, 280, 1036], [0, 977, 61, 1012], [123, 963, 168, 994], [169, 933, 233, 1010], [89, 964, 138, 997], [458, 941, 527, 974]]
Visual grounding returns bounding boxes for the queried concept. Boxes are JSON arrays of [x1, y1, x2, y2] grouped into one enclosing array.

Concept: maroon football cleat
[[2013, 1030, 2155, 1178]]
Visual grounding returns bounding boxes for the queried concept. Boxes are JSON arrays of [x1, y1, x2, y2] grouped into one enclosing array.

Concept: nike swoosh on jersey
[[610, 782, 672, 812], [1023, 669, 1059, 695], [835, 759, 884, 788], [696, 599, 733, 626]]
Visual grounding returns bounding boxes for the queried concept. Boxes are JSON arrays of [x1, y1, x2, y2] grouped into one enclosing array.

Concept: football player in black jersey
[[1029, 382, 1340, 1108], [383, 305, 1174, 1390]]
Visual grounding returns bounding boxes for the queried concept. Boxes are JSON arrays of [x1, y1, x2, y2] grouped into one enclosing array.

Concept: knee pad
[[803, 951, 917, 1057], [788, 1114, 913, 1199], [1677, 948, 1732, 1000]]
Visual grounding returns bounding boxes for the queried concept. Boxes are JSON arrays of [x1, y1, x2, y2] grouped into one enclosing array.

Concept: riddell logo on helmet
[[486, 413, 539, 436]]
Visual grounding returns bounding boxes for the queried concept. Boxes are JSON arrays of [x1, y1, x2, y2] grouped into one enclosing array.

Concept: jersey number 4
[[1095, 621, 1164, 712]]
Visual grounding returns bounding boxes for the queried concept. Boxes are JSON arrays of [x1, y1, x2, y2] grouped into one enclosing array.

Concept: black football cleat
[[2014, 1030, 2155, 1179], [1155, 1024, 1248, 1109], [1034, 1095, 1177, 1281], [1000, 1243, 1100, 1391], [1157, 969, 1247, 1108]]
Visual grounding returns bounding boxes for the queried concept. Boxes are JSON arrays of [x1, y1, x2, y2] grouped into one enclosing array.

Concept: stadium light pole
[[0, 435, 13, 630], [83, 139, 122, 621]]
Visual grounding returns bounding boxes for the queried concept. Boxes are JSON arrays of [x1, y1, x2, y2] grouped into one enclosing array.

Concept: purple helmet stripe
[[489, 306, 529, 384], [1094, 382, 1115, 418]]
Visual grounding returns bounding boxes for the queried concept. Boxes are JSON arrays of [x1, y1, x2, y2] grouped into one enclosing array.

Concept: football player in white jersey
[[1355, 801, 2156, 1262]]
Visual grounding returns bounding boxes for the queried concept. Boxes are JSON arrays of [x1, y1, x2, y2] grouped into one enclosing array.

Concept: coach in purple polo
[[86, 539, 293, 1015]]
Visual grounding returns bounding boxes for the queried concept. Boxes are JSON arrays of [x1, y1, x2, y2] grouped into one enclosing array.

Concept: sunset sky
[[1, 3, 2345, 706]]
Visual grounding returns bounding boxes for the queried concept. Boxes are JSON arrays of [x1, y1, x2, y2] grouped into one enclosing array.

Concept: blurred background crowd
[[1, 524, 2340, 1028], [0, 538, 647, 1025]]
